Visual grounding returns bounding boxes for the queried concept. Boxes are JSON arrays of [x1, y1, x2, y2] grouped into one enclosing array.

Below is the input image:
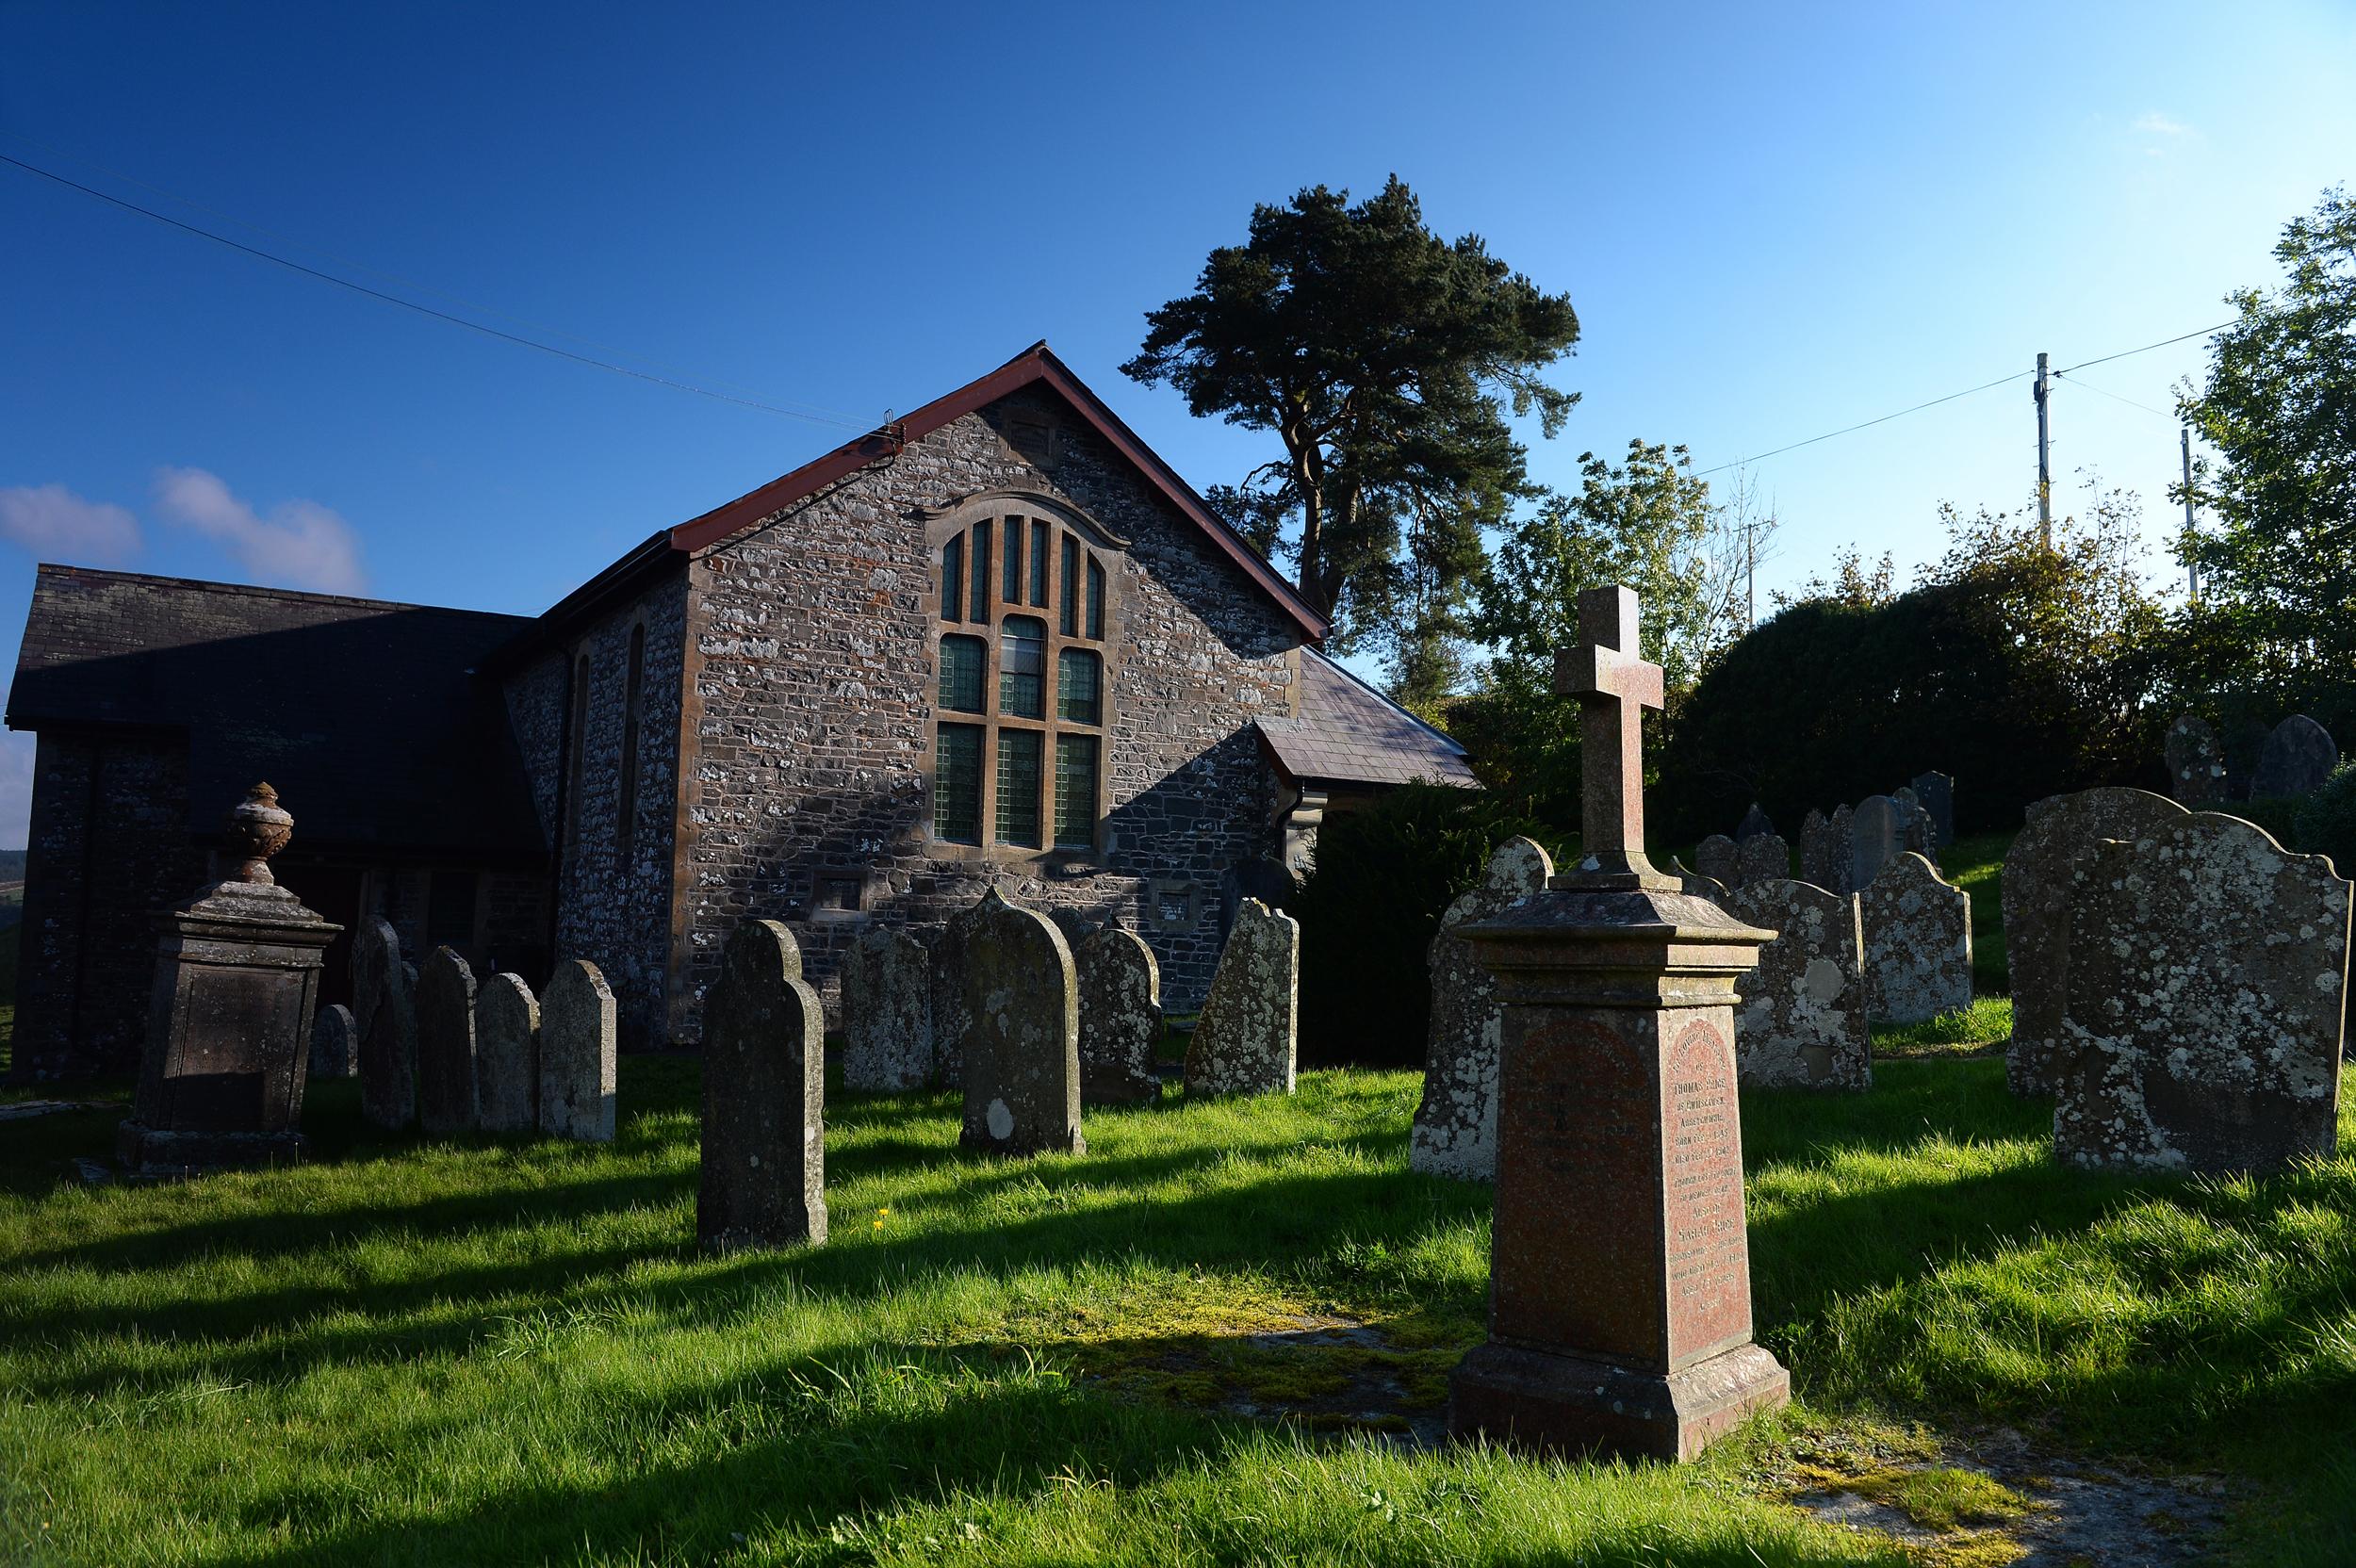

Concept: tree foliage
[[1123, 177, 1579, 675]]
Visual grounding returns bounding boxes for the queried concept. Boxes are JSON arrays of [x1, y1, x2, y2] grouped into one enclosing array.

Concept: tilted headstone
[[539, 959, 615, 1141], [1735, 804, 1775, 843], [359, 923, 417, 1132], [927, 891, 990, 1089], [1910, 771, 1956, 849], [697, 921, 826, 1249], [1732, 832, 1789, 889], [2164, 715, 2226, 807], [1721, 880, 1871, 1091], [1693, 834, 1739, 887], [415, 946, 480, 1135], [475, 972, 539, 1133], [1184, 897, 1301, 1098], [1850, 795, 1904, 890], [840, 925, 932, 1092], [1859, 852, 1972, 1024], [309, 1004, 358, 1081], [2252, 714, 2338, 799], [960, 890, 1084, 1154], [2002, 787, 2188, 1095], [1075, 925, 1162, 1106], [2054, 812, 2350, 1173], [1798, 807, 1855, 896], [1412, 836, 1553, 1181]]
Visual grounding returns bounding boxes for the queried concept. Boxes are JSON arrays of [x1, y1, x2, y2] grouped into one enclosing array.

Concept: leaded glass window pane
[[1057, 648, 1101, 724], [1055, 734, 1097, 849], [935, 723, 983, 842], [1086, 558, 1104, 640], [941, 536, 963, 622], [1000, 616, 1046, 718], [1003, 515, 1024, 604], [969, 519, 991, 621], [1031, 521, 1050, 605], [939, 634, 985, 713], [1060, 536, 1080, 636], [995, 728, 1042, 847]]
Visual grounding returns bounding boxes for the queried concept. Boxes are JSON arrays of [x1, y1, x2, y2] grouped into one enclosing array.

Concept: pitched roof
[[1257, 649, 1479, 790], [8, 565, 545, 861]]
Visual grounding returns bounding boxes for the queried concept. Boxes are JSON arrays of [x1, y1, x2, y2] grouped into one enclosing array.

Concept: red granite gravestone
[[1449, 586, 1789, 1462]]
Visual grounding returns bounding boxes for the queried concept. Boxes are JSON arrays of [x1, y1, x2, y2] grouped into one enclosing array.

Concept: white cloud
[[152, 466, 368, 596], [2133, 111, 2194, 139], [0, 483, 142, 564]]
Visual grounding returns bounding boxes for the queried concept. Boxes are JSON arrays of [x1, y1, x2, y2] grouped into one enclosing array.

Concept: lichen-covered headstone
[[1721, 879, 1871, 1090], [2002, 787, 2187, 1095], [475, 972, 539, 1133], [1732, 832, 1789, 888], [352, 915, 390, 1048], [1076, 925, 1162, 1106], [927, 891, 990, 1089], [1411, 837, 1552, 1180], [960, 890, 1084, 1154], [540, 959, 616, 1141], [1693, 833, 1739, 887], [840, 925, 932, 1091], [358, 923, 416, 1131], [697, 921, 826, 1248], [1890, 789, 1939, 865], [1910, 771, 1956, 849], [1799, 807, 1855, 895], [2253, 714, 2338, 799], [1185, 898, 1301, 1098], [2054, 812, 2350, 1173], [1851, 795, 1903, 890], [309, 1004, 358, 1081], [1048, 906, 1100, 949], [1735, 804, 1775, 842], [2164, 715, 2226, 807], [416, 946, 480, 1135], [1859, 852, 1972, 1023]]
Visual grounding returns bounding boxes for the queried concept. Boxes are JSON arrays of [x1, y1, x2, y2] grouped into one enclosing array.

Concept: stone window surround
[[922, 488, 1123, 869]]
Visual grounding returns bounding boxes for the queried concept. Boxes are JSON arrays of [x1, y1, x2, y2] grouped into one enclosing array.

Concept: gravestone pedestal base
[[1450, 1342, 1790, 1463], [116, 1123, 305, 1181]]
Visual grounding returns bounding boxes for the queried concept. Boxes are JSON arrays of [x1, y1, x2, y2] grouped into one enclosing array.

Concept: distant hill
[[0, 851, 22, 882]]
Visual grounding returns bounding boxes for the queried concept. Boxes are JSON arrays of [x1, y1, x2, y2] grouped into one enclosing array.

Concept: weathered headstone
[[1047, 906, 1099, 949], [1411, 837, 1553, 1181], [1851, 795, 1903, 890], [309, 1004, 358, 1081], [2252, 714, 2338, 799], [2054, 812, 2350, 1173], [2164, 715, 2226, 807], [352, 911, 389, 1047], [960, 890, 1084, 1154], [840, 925, 933, 1092], [1448, 585, 1786, 1462], [927, 891, 990, 1089], [1798, 807, 1855, 895], [1910, 771, 1956, 849], [1671, 858, 1728, 903], [475, 973, 539, 1133], [1735, 804, 1775, 842], [358, 923, 417, 1131], [539, 959, 616, 1141], [1732, 832, 1789, 889], [1076, 925, 1162, 1106], [1890, 789, 1939, 864], [697, 921, 826, 1249], [1184, 898, 1300, 1098], [1721, 880, 1871, 1091], [415, 946, 480, 1135], [1693, 833, 1739, 887], [2002, 787, 2188, 1095], [1859, 852, 1972, 1023]]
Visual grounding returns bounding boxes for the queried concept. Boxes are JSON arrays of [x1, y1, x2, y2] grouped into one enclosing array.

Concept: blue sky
[[4, 2, 2352, 849]]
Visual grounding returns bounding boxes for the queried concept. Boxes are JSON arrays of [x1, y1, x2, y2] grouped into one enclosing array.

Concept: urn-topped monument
[[1448, 587, 1789, 1462], [116, 784, 342, 1177]]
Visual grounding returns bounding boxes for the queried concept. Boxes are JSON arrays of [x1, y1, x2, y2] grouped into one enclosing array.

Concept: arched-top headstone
[[1721, 878, 1870, 1090], [540, 959, 616, 1141], [2164, 715, 2226, 807], [1732, 832, 1789, 888], [1851, 795, 1903, 890], [960, 890, 1084, 1154], [416, 946, 480, 1135], [1693, 834, 1739, 886], [697, 921, 826, 1249], [927, 889, 991, 1090], [1413, 837, 1554, 1180], [2252, 714, 2338, 799], [2001, 786, 2188, 1095], [1859, 852, 1972, 1023], [1185, 897, 1300, 1099], [2056, 811, 2350, 1173], [1735, 804, 1775, 843], [1076, 925, 1162, 1106], [841, 925, 932, 1092], [309, 1004, 358, 1082], [475, 972, 539, 1133]]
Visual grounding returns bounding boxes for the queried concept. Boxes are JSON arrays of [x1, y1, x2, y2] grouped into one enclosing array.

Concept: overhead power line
[[0, 151, 875, 432]]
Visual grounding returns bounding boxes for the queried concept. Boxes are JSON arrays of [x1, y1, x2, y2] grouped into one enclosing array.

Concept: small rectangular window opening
[[1060, 536, 1081, 637], [969, 519, 992, 621], [941, 536, 964, 623], [1030, 521, 1050, 606], [1003, 516, 1024, 604]]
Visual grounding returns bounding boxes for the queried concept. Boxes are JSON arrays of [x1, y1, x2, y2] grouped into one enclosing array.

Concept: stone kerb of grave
[[2002, 787, 2188, 1096], [475, 973, 539, 1134], [1731, 832, 1789, 889], [540, 959, 617, 1142], [1184, 898, 1301, 1099], [841, 925, 933, 1092], [697, 921, 826, 1250], [356, 921, 417, 1132], [1859, 852, 1972, 1024], [416, 946, 481, 1135], [1076, 925, 1163, 1106], [2054, 811, 2350, 1174], [2252, 714, 2338, 799], [1411, 837, 1553, 1182], [1721, 879, 1871, 1091], [960, 890, 1085, 1155], [2165, 715, 2226, 807]]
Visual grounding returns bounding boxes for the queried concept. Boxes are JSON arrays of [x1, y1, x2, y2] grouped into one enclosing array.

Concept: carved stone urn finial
[[226, 782, 293, 884]]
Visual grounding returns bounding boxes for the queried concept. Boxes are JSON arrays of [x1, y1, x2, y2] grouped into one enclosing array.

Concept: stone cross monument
[[1448, 586, 1789, 1462]]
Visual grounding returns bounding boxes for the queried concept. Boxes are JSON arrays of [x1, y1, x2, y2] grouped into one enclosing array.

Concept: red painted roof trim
[[666, 343, 1328, 642]]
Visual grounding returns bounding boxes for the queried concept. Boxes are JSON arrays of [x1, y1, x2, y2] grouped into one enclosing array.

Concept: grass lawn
[[5, 1057, 2355, 1567]]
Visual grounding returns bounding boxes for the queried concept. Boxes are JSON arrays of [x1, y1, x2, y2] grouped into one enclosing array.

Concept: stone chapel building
[[5, 344, 1474, 1080]]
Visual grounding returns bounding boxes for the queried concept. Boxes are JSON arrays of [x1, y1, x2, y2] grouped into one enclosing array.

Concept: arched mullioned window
[[929, 494, 1118, 855]]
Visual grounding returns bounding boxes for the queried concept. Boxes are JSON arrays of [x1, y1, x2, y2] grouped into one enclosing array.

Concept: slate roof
[[7, 565, 546, 861], [1257, 650, 1479, 790]]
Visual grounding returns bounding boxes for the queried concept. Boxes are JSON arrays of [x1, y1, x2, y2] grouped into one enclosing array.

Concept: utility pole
[[2034, 351, 2053, 549], [2181, 424, 2200, 602]]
